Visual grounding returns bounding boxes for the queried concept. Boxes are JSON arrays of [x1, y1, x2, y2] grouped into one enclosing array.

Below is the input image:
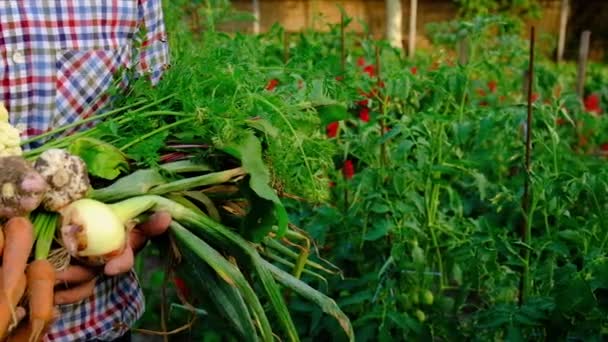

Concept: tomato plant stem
[[519, 26, 535, 306], [340, 12, 346, 74], [375, 45, 388, 166]]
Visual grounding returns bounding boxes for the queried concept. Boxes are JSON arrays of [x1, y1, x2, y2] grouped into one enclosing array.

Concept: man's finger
[[137, 211, 171, 237], [104, 246, 134, 277], [130, 211, 172, 252], [54, 278, 97, 305], [54, 265, 98, 285]]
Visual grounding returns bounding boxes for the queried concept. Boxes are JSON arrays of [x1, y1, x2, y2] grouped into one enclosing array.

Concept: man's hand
[[54, 212, 171, 305]]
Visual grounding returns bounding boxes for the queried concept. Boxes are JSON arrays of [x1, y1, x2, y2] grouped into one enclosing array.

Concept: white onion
[[60, 198, 127, 265]]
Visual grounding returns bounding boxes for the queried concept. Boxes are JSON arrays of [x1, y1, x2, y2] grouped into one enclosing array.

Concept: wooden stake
[[576, 30, 591, 98], [556, 0, 569, 63], [252, 0, 261, 34], [408, 0, 418, 58], [386, 0, 403, 48], [519, 26, 535, 306], [457, 37, 469, 65]]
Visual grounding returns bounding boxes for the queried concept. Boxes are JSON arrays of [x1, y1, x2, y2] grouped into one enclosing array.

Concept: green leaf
[[68, 137, 129, 180], [370, 203, 391, 214], [557, 229, 583, 244], [316, 104, 349, 126], [246, 117, 280, 138], [223, 132, 288, 240], [364, 218, 392, 241]]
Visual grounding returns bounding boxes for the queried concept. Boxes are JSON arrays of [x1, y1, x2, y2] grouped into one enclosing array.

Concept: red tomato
[[266, 79, 279, 91], [342, 160, 355, 179], [326, 122, 339, 138], [359, 107, 370, 122]]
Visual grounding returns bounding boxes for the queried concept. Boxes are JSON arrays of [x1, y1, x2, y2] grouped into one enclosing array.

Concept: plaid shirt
[[0, 1, 169, 341]]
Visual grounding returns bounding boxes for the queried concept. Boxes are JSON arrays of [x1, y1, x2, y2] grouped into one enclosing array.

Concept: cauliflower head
[[0, 102, 22, 157]]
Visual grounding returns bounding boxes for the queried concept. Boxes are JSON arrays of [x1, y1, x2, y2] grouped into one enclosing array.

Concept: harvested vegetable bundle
[[0, 61, 352, 341]]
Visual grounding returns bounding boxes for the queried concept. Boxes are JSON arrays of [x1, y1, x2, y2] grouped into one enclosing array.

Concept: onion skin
[[59, 199, 127, 266]]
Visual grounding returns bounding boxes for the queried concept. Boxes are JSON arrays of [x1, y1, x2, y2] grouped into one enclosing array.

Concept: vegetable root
[[1, 217, 35, 334], [0, 157, 48, 218], [25, 260, 55, 342], [0, 272, 27, 338]]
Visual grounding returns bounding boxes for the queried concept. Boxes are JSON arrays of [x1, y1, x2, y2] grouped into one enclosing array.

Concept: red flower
[[173, 276, 189, 299], [378, 80, 385, 88], [476, 88, 486, 97], [479, 100, 488, 107], [326, 121, 339, 138], [600, 143, 608, 152], [488, 80, 497, 93], [410, 66, 418, 75], [357, 57, 366, 67], [357, 99, 369, 107], [329, 181, 336, 188], [363, 65, 376, 77], [342, 160, 355, 179], [266, 79, 279, 91], [584, 94, 602, 114], [359, 107, 370, 122]]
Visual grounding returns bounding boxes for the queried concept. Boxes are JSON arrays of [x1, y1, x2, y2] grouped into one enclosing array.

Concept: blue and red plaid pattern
[[0, 1, 169, 341], [46, 272, 145, 341], [0, 0, 169, 148]]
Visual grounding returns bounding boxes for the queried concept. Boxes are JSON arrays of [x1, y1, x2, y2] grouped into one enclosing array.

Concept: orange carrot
[[2, 217, 35, 330], [0, 272, 27, 338], [0, 228, 4, 257], [25, 260, 55, 342]]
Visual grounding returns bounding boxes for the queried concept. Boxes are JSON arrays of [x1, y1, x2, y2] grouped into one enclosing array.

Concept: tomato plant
[[130, 3, 608, 341]]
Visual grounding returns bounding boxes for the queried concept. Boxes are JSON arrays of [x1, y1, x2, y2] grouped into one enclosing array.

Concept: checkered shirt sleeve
[[0, 1, 169, 341]]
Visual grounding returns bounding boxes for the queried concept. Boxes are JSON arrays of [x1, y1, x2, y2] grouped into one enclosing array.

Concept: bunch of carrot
[[0, 217, 55, 342]]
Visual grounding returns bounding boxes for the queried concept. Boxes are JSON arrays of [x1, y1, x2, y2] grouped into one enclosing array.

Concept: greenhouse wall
[[223, 0, 607, 61]]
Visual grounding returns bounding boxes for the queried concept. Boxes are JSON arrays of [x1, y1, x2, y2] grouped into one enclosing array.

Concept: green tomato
[[410, 291, 419, 305], [415, 309, 426, 323], [411, 243, 425, 265], [422, 290, 434, 305]]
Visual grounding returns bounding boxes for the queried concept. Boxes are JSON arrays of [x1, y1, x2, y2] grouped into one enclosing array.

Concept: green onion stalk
[[60, 194, 353, 342], [32, 212, 59, 261]]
